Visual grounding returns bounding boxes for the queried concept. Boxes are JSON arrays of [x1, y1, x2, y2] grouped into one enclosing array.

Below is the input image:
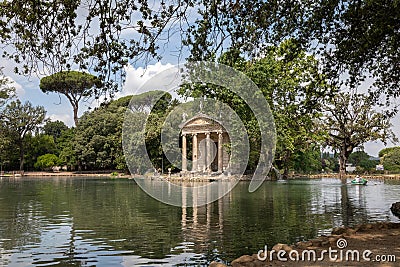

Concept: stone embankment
[[210, 222, 400, 267]]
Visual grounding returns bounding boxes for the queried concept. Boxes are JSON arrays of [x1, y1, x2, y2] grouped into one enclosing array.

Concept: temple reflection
[[180, 181, 232, 249]]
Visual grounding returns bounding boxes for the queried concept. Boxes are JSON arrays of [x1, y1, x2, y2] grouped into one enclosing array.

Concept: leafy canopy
[[34, 154, 60, 171], [3, 1, 399, 100], [40, 71, 101, 96], [1, 100, 47, 170], [322, 92, 396, 176], [40, 70, 101, 126]]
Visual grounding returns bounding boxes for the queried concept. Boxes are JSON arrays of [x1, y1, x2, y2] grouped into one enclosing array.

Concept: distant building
[[345, 163, 356, 173], [376, 164, 384, 171]]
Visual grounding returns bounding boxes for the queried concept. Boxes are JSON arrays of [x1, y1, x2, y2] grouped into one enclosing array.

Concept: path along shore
[[3, 171, 400, 180], [307, 173, 400, 180]]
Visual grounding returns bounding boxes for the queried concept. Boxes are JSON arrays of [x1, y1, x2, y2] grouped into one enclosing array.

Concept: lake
[[0, 177, 399, 266]]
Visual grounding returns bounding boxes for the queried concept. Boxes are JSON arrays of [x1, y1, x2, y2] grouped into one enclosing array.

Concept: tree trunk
[[339, 144, 353, 179], [282, 164, 289, 179], [339, 151, 346, 179], [73, 105, 79, 127], [282, 150, 291, 179]]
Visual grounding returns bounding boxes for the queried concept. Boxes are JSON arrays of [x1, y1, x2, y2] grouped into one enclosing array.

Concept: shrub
[[34, 154, 60, 170]]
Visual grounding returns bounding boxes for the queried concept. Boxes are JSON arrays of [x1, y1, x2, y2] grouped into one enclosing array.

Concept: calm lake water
[[0, 177, 399, 266]]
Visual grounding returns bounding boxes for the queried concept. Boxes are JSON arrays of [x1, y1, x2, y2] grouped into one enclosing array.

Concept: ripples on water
[[0, 177, 398, 266]]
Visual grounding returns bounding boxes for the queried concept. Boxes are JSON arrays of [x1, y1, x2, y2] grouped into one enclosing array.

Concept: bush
[[34, 154, 60, 170], [381, 148, 400, 173]]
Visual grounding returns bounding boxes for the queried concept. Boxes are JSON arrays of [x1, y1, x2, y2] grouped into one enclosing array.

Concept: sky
[[1, 50, 399, 158]]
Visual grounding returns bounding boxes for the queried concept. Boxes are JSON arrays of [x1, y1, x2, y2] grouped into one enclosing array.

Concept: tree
[[348, 151, 377, 172], [322, 92, 396, 177], [58, 128, 77, 170], [0, 0, 193, 93], [72, 95, 133, 170], [2, 1, 399, 100], [1, 100, 47, 171], [321, 152, 339, 173], [122, 91, 175, 174], [0, 69, 16, 171], [293, 145, 322, 174], [24, 134, 58, 171], [43, 120, 69, 142], [381, 147, 400, 173], [180, 41, 332, 178], [348, 151, 371, 167], [379, 147, 400, 158], [245, 40, 332, 177], [0, 68, 15, 110], [34, 154, 60, 171], [185, 1, 400, 100], [40, 71, 101, 126]]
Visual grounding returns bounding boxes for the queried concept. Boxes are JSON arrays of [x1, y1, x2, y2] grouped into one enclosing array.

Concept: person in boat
[[355, 175, 361, 182]]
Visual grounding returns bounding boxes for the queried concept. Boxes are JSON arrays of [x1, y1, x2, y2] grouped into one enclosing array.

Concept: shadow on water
[[0, 177, 399, 266]]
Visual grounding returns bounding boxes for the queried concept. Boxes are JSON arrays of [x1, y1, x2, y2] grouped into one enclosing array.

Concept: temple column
[[218, 132, 223, 172], [182, 133, 187, 171], [192, 133, 198, 171], [205, 132, 211, 172]]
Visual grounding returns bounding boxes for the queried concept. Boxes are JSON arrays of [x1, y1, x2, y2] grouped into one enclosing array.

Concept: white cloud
[[119, 62, 175, 97], [6, 76, 25, 97], [89, 62, 177, 109], [48, 113, 74, 127]]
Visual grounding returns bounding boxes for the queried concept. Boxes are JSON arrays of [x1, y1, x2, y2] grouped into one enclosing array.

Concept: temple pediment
[[179, 113, 226, 134], [184, 118, 215, 127]]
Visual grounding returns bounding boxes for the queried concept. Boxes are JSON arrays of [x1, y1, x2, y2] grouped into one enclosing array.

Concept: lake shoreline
[[307, 173, 400, 180], [2, 171, 400, 180], [211, 222, 400, 267]]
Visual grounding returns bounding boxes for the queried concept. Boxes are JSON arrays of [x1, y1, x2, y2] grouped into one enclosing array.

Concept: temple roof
[[179, 113, 226, 132]]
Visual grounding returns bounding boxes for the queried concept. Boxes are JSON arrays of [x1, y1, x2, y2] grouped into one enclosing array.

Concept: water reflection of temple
[[180, 183, 232, 249]]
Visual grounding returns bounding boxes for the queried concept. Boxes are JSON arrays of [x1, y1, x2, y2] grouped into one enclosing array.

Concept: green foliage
[[348, 151, 371, 166], [43, 120, 69, 141], [0, 100, 47, 170], [293, 146, 322, 174], [358, 159, 377, 171], [246, 39, 331, 177], [40, 71, 100, 92], [186, 1, 400, 100], [379, 147, 400, 158], [0, 0, 190, 92], [321, 152, 339, 173], [0, 129, 16, 171], [34, 154, 60, 170], [123, 91, 175, 174], [2, 1, 399, 102], [24, 134, 58, 170], [40, 71, 101, 126], [69, 92, 164, 171], [381, 147, 400, 173], [348, 151, 378, 172], [322, 92, 396, 176], [58, 128, 77, 169], [0, 68, 15, 110], [181, 41, 332, 177], [73, 104, 125, 170]]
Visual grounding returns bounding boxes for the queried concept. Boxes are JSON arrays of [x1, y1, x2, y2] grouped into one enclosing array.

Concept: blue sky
[[1, 50, 398, 157]]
